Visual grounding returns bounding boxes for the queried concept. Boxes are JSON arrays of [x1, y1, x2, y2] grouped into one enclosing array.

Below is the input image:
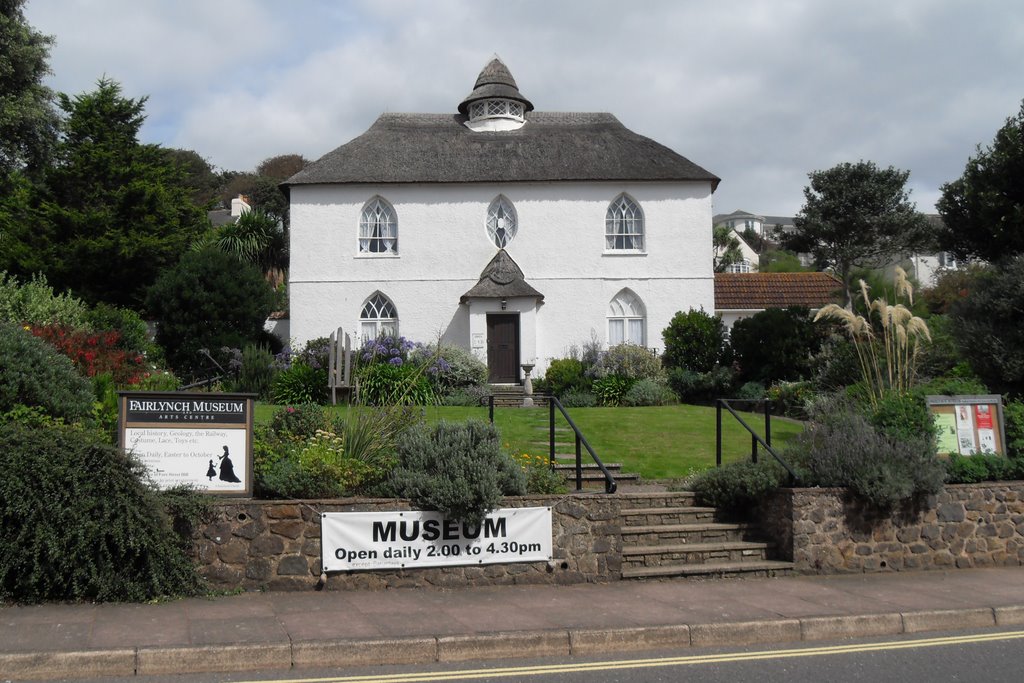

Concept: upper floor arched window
[[605, 194, 644, 251], [359, 197, 397, 255]]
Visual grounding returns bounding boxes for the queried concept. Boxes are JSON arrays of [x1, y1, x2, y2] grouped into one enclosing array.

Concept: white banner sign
[[321, 507, 552, 572]]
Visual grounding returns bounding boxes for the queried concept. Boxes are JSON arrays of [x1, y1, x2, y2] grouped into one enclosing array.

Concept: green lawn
[[254, 403, 804, 480]]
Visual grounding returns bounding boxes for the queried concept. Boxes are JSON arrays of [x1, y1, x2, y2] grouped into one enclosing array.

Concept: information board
[[927, 394, 1006, 456], [118, 391, 254, 495]]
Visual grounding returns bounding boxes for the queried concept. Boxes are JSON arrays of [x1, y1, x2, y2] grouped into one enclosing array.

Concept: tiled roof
[[715, 272, 843, 310]]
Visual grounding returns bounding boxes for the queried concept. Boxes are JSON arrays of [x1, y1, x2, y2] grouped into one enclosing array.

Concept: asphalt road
[[24, 626, 1024, 683]]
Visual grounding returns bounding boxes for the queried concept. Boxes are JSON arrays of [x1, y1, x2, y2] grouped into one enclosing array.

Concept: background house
[[285, 58, 720, 381], [714, 272, 843, 329]]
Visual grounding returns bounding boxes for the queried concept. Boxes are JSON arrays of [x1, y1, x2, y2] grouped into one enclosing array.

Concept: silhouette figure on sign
[[206, 459, 216, 481], [218, 445, 241, 483]]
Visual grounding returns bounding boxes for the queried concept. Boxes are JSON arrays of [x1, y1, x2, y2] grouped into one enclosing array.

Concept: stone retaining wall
[[758, 483, 1024, 573], [194, 495, 621, 591]]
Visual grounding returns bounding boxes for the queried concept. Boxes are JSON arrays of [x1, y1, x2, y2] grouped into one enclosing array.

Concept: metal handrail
[[716, 398, 799, 485], [479, 394, 495, 423], [549, 396, 617, 494]]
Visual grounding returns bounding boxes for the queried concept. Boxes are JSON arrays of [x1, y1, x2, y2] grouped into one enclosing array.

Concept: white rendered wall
[[289, 181, 714, 375]]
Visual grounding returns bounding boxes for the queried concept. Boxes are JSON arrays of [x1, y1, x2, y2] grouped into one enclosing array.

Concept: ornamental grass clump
[[814, 267, 931, 408]]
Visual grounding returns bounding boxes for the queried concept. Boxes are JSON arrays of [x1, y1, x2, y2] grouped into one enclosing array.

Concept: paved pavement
[[3, 567, 1024, 680]]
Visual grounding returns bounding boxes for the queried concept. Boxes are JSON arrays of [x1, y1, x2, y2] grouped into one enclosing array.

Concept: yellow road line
[[241, 629, 1024, 683]]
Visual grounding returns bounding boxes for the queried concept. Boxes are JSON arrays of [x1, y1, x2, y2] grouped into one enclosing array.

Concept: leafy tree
[[161, 148, 221, 208], [0, 0, 59, 182], [145, 249, 278, 380], [713, 225, 743, 272], [937, 100, 1024, 264], [949, 256, 1024, 398], [4, 78, 208, 308], [730, 307, 823, 384], [759, 248, 808, 273], [781, 161, 931, 306], [661, 308, 730, 373], [256, 153, 309, 181]]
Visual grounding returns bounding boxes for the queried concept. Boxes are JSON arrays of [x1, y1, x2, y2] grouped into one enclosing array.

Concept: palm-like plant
[[814, 267, 930, 407], [196, 209, 287, 287]]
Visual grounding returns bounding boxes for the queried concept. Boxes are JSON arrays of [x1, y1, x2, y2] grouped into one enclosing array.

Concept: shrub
[[736, 382, 766, 400], [440, 384, 491, 407], [592, 374, 633, 406], [429, 344, 488, 390], [784, 397, 946, 510], [385, 420, 527, 524], [811, 334, 863, 391], [544, 358, 587, 397], [661, 307, 731, 373], [269, 404, 327, 439], [0, 322, 94, 421], [0, 420, 202, 602], [259, 429, 381, 499], [588, 343, 663, 381], [919, 375, 990, 396], [28, 324, 147, 385], [1005, 399, 1024, 459], [667, 366, 736, 404], [225, 344, 278, 399], [560, 389, 597, 407], [0, 271, 90, 328], [944, 454, 1020, 484], [730, 307, 823, 384], [868, 390, 937, 444], [84, 302, 153, 358], [359, 362, 436, 406], [145, 249, 278, 381], [512, 452, 566, 494], [766, 381, 814, 419], [271, 361, 328, 405], [690, 460, 788, 513], [622, 378, 676, 406]]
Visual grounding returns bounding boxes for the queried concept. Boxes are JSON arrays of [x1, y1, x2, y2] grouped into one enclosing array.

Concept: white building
[[285, 58, 719, 382]]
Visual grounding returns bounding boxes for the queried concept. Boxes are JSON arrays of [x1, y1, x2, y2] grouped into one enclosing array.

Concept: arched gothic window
[[360, 292, 398, 340], [607, 289, 646, 346], [486, 196, 518, 248], [359, 197, 398, 254], [605, 194, 644, 251]]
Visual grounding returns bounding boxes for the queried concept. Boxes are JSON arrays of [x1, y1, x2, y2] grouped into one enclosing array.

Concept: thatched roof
[[285, 111, 719, 188], [461, 249, 544, 303]]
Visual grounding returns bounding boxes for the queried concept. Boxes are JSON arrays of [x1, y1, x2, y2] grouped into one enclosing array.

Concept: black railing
[[716, 398, 799, 484], [549, 396, 617, 494], [180, 349, 225, 391], [479, 394, 495, 423]]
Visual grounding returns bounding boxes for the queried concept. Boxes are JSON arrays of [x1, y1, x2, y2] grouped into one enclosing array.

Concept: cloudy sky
[[24, 0, 1024, 216]]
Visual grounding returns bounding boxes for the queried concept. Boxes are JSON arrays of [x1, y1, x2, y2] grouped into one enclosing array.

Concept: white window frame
[[469, 98, 525, 123], [486, 195, 518, 248], [607, 289, 646, 346], [605, 194, 645, 252], [725, 259, 753, 273], [359, 292, 399, 341], [358, 197, 398, 256]]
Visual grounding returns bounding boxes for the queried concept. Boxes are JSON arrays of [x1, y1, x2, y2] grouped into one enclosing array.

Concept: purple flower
[[388, 357, 404, 366]]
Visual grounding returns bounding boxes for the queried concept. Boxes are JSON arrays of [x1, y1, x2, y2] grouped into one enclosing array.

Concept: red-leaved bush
[[28, 325, 146, 385]]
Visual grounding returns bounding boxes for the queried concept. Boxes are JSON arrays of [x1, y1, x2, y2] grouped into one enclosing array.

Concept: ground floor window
[[607, 288, 646, 346], [360, 292, 398, 341]]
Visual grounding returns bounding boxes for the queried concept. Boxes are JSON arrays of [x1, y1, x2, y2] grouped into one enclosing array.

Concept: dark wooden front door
[[486, 314, 520, 383]]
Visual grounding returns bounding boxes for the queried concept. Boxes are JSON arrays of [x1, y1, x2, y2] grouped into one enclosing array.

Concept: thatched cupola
[[459, 57, 534, 132]]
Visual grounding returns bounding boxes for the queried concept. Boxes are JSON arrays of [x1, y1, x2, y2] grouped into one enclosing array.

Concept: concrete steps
[[617, 492, 793, 580], [554, 462, 640, 489]]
